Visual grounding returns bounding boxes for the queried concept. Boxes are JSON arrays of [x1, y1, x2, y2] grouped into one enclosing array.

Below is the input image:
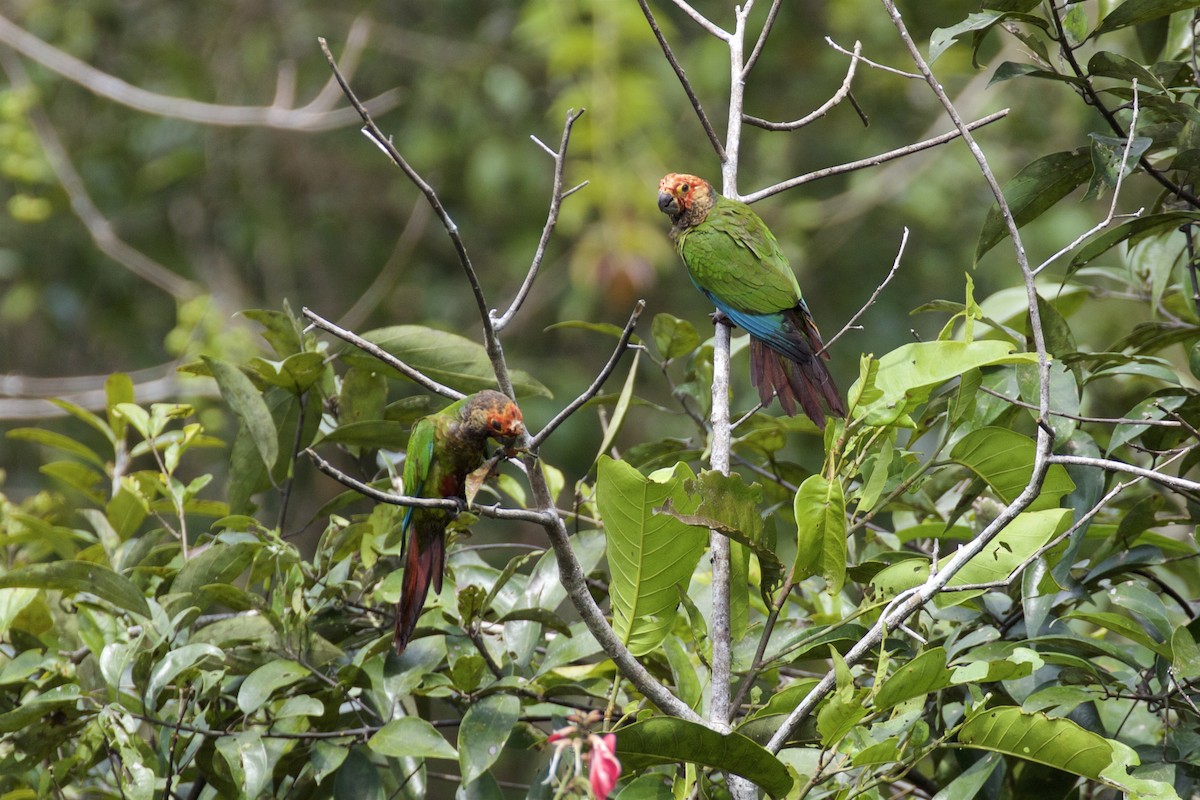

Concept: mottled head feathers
[[460, 389, 525, 442], [657, 173, 715, 229]]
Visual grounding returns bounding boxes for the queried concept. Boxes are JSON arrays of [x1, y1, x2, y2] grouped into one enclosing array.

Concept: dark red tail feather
[[394, 528, 445, 655], [749, 332, 846, 427]]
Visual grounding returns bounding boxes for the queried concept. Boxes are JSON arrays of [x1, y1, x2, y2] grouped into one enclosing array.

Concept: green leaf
[[106, 480, 149, 540], [457, 694, 518, 785], [1064, 611, 1172, 658], [597, 457, 706, 656], [311, 740, 348, 784], [792, 474, 847, 594], [236, 659, 311, 714], [853, 341, 1037, 426], [651, 313, 700, 360], [0, 560, 150, 618], [949, 427, 1075, 510], [203, 356, 279, 472], [247, 352, 327, 393], [317, 420, 411, 449], [1095, 0, 1200, 36], [338, 365, 388, 425], [1068, 211, 1200, 272], [932, 753, 1003, 800], [594, 349, 641, 466], [369, 717, 458, 760], [0, 685, 81, 733], [975, 150, 1092, 262], [1087, 51, 1167, 92], [356, 325, 551, 398], [172, 541, 258, 597], [929, 12, 1003, 64], [957, 706, 1178, 798], [6, 427, 107, 470], [664, 470, 782, 605], [874, 647, 951, 710], [332, 747, 385, 800], [1083, 132, 1153, 201], [988, 61, 1085, 88], [147, 643, 225, 706], [616, 717, 793, 798]]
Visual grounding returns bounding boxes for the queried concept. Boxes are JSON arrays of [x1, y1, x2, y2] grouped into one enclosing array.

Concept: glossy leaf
[[203, 356, 279, 472], [874, 647, 951, 710], [975, 150, 1092, 262], [357, 325, 551, 398], [949, 427, 1075, 510], [236, 659, 311, 714], [597, 457, 705, 656], [792, 474, 847, 594], [1095, 0, 1200, 35], [369, 717, 458, 760], [458, 694, 519, 785], [616, 717, 793, 798]]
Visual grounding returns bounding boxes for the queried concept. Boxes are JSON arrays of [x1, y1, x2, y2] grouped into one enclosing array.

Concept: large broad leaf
[[369, 717, 458, 760], [949, 427, 1076, 511], [975, 150, 1092, 263], [792, 474, 846, 594], [0, 560, 150, 618], [958, 707, 1180, 799], [616, 717, 793, 798], [1095, 0, 1200, 36], [457, 694, 519, 785], [596, 457, 706, 656], [354, 325, 551, 398], [874, 647, 952, 710], [869, 509, 1072, 602], [236, 660, 311, 714], [853, 341, 1037, 426], [661, 470, 782, 606]]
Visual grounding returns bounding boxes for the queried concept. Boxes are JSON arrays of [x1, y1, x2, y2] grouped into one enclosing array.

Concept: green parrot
[[395, 389, 525, 654], [657, 172, 846, 426]]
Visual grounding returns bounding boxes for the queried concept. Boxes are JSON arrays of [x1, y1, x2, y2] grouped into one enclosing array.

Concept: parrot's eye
[[680, 183, 690, 192], [490, 419, 502, 430]]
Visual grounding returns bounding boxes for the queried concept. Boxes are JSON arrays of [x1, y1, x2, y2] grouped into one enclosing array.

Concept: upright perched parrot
[[395, 389, 525, 654], [657, 173, 846, 426]]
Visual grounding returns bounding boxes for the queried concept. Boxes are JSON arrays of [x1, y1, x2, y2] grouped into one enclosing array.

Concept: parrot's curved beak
[[657, 191, 678, 215]]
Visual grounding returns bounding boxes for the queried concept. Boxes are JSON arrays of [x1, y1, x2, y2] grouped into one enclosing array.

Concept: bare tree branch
[[825, 36, 922, 79], [744, 40, 862, 131], [302, 307, 462, 401], [0, 366, 214, 419], [741, 0, 784, 79], [636, 0, 728, 162], [818, 226, 906, 356], [666, 0, 731, 41], [318, 37, 515, 398], [0, 14, 399, 131], [742, 109, 1010, 203], [530, 301, 645, 449], [1049, 454, 1200, 495], [492, 109, 587, 332]]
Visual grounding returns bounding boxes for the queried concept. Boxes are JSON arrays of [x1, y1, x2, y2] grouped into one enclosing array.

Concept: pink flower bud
[[588, 733, 621, 799]]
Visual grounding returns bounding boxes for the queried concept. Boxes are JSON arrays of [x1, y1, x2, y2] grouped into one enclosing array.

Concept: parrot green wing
[[677, 196, 803, 315], [401, 415, 438, 536]]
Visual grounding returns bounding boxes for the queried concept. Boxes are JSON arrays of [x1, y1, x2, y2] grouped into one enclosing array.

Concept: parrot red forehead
[[494, 401, 525, 435], [660, 173, 705, 195]]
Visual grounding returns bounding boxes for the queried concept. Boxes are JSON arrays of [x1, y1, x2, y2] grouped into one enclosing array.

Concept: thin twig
[[1033, 81, 1143, 276], [1049, 454, 1200, 494], [318, 37, 514, 398], [636, 0, 728, 161], [818, 226, 905, 356], [741, 0, 784, 79], [825, 36, 922, 79], [743, 109, 1009, 203], [302, 307, 461, 400], [744, 41, 862, 131], [492, 109, 587, 331], [979, 386, 1181, 428], [666, 0, 732, 41], [530, 301, 645, 449]]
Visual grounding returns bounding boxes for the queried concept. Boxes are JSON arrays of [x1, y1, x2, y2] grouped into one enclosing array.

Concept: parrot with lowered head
[[395, 389, 525, 654], [657, 173, 846, 427]]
